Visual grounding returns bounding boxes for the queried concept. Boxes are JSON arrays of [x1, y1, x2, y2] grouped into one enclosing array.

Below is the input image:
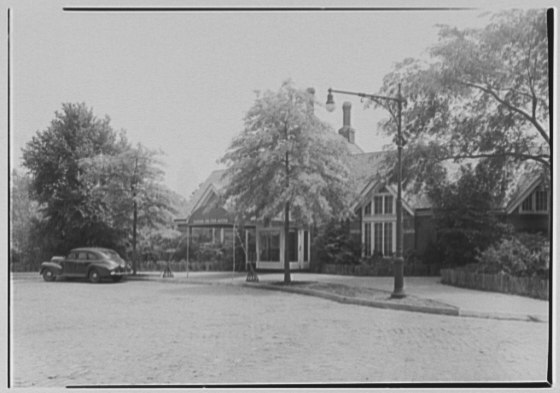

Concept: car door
[[61, 252, 78, 276], [81, 251, 100, 276], [75, 251, 90, 277]]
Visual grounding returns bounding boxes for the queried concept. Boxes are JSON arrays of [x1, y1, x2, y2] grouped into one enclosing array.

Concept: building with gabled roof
[[175, 100, 549, 269]]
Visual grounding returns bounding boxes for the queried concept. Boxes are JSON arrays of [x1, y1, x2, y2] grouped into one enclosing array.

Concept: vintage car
[[40, 247, 131, 283]]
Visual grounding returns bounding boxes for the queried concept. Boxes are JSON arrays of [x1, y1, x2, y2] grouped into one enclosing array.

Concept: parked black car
[[40, 247, 131, 283]]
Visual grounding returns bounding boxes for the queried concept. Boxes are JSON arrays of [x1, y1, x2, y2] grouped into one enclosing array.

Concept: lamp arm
[[328, 88, 404, 104]]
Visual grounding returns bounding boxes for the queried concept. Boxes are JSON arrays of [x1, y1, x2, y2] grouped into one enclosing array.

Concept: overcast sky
[[4, 0, 550, 204]]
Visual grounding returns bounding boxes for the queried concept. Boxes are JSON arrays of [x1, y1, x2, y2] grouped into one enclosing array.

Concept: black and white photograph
[[3, 0, 556, 390]]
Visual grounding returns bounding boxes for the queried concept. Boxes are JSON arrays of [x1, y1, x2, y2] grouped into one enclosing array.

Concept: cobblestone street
[[11, 274, 549, 387]]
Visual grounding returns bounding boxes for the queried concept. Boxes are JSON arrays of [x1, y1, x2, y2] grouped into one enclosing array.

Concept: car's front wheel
[[42, 269, 56, 282], [88, 269, 101, 283], [112, 276, 122, 282]]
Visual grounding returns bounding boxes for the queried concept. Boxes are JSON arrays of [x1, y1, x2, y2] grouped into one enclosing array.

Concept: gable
[[191, 185, 220, 214], [180, 169, 229, 219], [354, 180, 415, 216], [506, 177, 548, 214]]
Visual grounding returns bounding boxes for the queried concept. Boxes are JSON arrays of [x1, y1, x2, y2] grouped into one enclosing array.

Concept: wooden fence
[[440, 268, 549, 300]]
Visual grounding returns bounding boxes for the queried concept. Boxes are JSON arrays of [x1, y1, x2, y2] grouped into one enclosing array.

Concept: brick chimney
[[338, 101, 355, 144], [306, 87, 315, 114]]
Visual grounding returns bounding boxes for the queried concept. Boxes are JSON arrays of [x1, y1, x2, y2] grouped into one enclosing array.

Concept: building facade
[[176, 101, 549, 269]]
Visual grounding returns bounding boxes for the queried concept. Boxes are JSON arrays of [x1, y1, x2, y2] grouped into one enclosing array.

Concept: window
[[246, 229, 257, 263], [520, 187, 549, 213], [371, 194, 393, 215], [288, 230, 299, 262], [384, 195, 393, 214], [374, 196, 383, 215], [364, 223, 372, 256], [383, 223, 393, 256], [193, 227, 213, 243], [374, 223, 383, 254], [365, 222, 395, 256], [364, 202, 372, 216], [223, 228, 234, 244], [521, 196, 533, 212], [259, 231, 280, 262], [303, 231, 309, 262], [535, 190, 548, 212]]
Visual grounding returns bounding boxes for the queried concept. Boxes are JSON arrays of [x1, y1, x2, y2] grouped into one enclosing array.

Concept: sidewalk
[[130, 271, 550, 323]]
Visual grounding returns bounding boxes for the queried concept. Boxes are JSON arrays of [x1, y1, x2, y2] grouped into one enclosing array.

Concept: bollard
[[391, 256, 406, 298]]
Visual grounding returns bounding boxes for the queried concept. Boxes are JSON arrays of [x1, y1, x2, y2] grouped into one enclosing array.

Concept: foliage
[[79, 144, 178, 260], [196, 242, 225, 262], [9, 170, 41, 264], [190, 240, 245, 271], [474, 233, 549, 278], [221, 80, 356, 282], [21, 103, 178, 262], [22, 103, 129, 255], [313, 220, 361, 265], [138, 226, 183, 262], [376, 9, 550, 190], [220, 80, 356, 226], [426, 160, 512, 266], [359, 253, 385, 266]]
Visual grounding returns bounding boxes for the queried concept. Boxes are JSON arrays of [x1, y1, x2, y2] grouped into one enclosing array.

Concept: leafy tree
[[10, 170, 41, 266], [220, 81, 355, 283], [22, 103, 128, 255], [79, 144, 178, 273], [375, 9, 550, 188], [21, 104, 178, 270], [426, 159, 512, 266]]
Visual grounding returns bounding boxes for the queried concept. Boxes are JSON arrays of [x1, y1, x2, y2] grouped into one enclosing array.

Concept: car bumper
[[109, 267, 132, 276]]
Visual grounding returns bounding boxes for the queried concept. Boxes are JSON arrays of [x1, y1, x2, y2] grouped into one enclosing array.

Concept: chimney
[[306, 87, 315, 114], [338, 101, 356, 144]]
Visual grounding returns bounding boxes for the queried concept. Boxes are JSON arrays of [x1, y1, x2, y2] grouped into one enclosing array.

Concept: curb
[[243, 282, 460, 317], [125, 274, 548, 322], [459, 310, 548, 323]]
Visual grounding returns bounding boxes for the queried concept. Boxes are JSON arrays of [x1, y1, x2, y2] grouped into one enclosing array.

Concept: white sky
[[3, 0, 553, 201]]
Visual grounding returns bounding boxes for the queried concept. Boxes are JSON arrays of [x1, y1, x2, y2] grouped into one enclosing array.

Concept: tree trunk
[[283, 201, 291, 283], [132, 199, 137, 275]]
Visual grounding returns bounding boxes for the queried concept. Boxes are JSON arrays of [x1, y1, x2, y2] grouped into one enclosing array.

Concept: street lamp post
[[326, 84, 406, 298]]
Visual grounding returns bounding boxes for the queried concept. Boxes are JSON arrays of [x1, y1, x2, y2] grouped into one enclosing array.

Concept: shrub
[[426, 161, 513, 267], [475, 234, 550, 278], [359, 252, 385, 266], [314, 220, 361, 265]]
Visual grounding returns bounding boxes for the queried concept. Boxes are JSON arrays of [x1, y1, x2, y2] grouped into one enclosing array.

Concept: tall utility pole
[[131, 154, 139, 275], [283, 123, 291, 284]]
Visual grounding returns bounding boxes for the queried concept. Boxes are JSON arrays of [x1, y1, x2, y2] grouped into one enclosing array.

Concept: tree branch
[[454, 78, 550, 146], [435, 151, 550, 168]]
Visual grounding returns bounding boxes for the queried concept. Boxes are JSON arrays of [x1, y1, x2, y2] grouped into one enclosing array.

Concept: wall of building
[[505, 213, 549, 235], [414, 211, 437, 255]]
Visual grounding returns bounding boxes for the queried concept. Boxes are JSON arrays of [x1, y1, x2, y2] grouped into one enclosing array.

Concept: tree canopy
[[375, 9, 550, 187], [220, 81, 355, 282], [10, 170, 41, 264], [79, 144, 177, 269], [21, 103, 177, 260], [425, 159, 512, 266], [221, 81, 356, 226]]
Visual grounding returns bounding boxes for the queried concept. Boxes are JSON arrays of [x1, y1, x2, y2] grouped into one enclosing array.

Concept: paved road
[[11, 275, 549, 387]]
